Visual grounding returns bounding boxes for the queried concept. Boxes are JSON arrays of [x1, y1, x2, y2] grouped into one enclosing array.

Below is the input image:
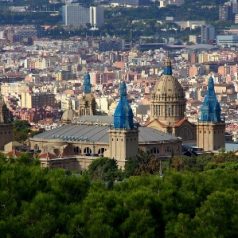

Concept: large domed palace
[[29, 58, 225, 170]]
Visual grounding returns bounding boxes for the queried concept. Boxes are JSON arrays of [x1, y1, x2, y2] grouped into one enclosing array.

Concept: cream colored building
[[30, 81, 182, 170], [1, 82, 29, 96], [21, 92, 55, 109]]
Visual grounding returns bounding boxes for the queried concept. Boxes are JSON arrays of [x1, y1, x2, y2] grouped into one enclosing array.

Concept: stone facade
[[78, 93, 96, 116], [30, 81, 182, 171], [109, 128, 138, 168], [0, 124, 13, 150], [196, 122, 225, 151]]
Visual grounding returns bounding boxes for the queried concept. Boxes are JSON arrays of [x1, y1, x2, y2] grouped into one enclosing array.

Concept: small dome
[[153, 58, 184, 99], [61, 109, 75, 123], [61, 100, 75, 123], [199, 76, 222, 122], [114, 82, 134, 129]]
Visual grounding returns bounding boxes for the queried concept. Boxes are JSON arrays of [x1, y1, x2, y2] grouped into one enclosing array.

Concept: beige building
[[21, 92, 55, 108], [147, 58, 196, 142], [1, 82, 29, 96], [30, 81, 182, 170]]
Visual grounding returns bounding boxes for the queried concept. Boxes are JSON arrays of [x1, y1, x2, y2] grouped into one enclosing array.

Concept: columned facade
[[148, 57, 195, 142]]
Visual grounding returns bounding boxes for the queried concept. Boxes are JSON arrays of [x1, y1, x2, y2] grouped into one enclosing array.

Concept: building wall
[[109, 129, 138, 168], [196, 122, 225, 151], [21, 92, 56, 109], [0, 124, 13, 150], [150, 100, 186, 125], [217, 35, 238, 47], [90, 6, 104, 27], [147, 119, 196, 142], [62, 4, 90, 28], [30, 134, 182, 170]]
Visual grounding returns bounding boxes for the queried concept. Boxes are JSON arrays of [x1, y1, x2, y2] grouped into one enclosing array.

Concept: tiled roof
[[33, 121, 179, 144]]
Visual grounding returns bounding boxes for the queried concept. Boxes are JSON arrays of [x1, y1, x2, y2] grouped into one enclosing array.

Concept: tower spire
[[163, 57, 172, 75], [199, 76, 221, 122], [83, 72, 92, 94], [114, 81, 134, 129]]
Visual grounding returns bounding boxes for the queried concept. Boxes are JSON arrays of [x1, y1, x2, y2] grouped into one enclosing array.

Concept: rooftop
[[33, 120, 179, 144]]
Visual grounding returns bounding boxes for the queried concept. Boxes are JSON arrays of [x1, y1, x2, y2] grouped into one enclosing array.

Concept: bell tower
[[197, 76, 225, 151], [79, 73, 96, 116], [109, 81, 138, 168]]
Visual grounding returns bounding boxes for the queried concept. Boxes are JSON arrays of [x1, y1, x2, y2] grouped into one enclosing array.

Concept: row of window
[[153, 105, 185, 117], [199, 130, 223, 134], [0, 131, 11, 135], [73, 147, 107, 156], [111, 138, 137, 142], [149, 145, 180, 154]]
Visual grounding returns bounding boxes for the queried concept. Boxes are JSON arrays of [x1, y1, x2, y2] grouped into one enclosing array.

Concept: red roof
[[38, 152, 56, 160]]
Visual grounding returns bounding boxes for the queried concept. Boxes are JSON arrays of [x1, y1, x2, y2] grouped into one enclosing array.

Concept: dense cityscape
[[1, 0, 238, 237]]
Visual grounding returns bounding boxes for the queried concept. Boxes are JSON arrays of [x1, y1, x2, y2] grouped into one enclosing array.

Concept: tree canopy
[[1, 152, 238, 237]]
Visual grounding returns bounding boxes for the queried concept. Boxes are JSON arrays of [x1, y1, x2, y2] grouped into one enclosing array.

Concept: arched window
[[150, 147, 158, 154], [98, 148, 106, 156], [84, 147, 92, 156], [74, 146, 81, 154], [34, 144, 39, 152]]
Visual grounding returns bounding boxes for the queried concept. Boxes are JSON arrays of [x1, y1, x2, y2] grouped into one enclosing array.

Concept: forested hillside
[[1, 152, 238, 238]]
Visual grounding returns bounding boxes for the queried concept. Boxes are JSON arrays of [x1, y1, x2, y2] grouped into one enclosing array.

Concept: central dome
[[153, 58, 184, 99], [150, 57, 186, 124]]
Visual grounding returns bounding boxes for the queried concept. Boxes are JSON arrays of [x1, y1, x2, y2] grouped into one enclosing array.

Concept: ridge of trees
[[1, 151, 238, 237]]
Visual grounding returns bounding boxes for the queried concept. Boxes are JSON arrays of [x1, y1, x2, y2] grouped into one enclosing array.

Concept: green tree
[[13, 120, 31, 142], [88, 157, 121, 183], [192, 189, 238, 238]]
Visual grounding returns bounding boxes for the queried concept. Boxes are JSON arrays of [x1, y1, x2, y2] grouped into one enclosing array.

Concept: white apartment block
[[62, 4, 90, 28], [90, 6, 104, 28]]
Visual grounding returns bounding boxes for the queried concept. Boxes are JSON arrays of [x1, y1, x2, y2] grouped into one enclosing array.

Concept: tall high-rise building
[[90, 6, 104, 28], [201, 25, 215, 44], [231, 0, 238, 14], [62, 4, 89, 28], [219, 4, 233, 21]]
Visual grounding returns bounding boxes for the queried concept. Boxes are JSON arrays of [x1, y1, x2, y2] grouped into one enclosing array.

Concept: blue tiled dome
[[83, 73, 92, 94], [114, 81, 134, 129], [199, 76, 221, 122]]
